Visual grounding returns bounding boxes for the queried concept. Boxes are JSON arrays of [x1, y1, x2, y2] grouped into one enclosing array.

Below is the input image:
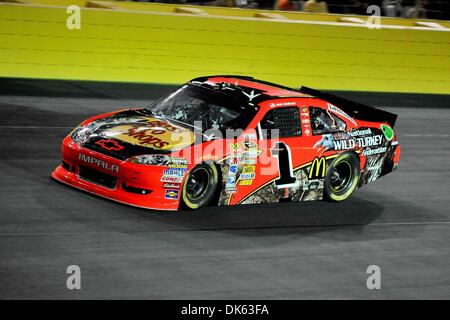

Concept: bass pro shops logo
[[95, 139, 124, 151]]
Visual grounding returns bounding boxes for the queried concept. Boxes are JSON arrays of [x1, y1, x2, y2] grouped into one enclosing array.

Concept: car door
[[228, 105, 305, 205]]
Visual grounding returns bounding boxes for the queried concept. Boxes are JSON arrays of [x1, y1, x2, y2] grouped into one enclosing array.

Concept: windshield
[[147, 84, 254, 133]]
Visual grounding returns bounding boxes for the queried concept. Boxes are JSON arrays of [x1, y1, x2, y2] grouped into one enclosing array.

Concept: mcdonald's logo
[[309, 157, 326, 179]]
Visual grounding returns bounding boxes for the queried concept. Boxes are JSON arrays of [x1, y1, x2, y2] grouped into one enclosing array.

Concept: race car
[[52, 75, 400, 210]]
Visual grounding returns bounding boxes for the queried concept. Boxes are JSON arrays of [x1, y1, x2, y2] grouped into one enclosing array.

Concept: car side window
[[259, 107, 301, 139], [309, 106, 346, 135]]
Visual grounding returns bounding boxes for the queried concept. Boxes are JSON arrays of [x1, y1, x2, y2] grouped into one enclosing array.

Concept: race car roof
[[189, 76, 397, 127], [190, 75, 312, 101]]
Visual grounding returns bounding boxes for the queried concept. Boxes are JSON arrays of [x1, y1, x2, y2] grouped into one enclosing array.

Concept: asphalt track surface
[[0, 80, 449, 299]]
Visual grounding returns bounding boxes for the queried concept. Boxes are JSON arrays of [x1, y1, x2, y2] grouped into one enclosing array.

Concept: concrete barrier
[[0, 2, 449, 94]]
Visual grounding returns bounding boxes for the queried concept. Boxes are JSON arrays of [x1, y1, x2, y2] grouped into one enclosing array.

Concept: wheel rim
[[330, 161, 352, 192], [186, 168, 210, 200]]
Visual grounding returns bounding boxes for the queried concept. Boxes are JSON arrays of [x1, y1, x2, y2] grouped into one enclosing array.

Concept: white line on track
[[403, 134, 449, 137], [0, 221, 449, 236], [371, 221, 450, 226]]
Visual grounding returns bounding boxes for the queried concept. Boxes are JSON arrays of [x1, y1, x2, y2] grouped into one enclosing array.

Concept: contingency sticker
[[165, 189, 179, 200]]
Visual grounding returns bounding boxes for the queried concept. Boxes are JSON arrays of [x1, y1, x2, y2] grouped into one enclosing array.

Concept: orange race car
[[52, 75, 400, 210]]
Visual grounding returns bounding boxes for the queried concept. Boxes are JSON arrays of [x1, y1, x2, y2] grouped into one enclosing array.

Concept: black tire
[[324, 152, 360, 202], [181, 163, 219, 210]]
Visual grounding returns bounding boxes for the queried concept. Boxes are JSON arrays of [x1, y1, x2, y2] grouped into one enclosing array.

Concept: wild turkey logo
[[95, 139, 124, 151]]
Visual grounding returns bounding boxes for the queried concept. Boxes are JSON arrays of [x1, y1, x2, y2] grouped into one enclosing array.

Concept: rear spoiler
[[299, 86, 398, 127]]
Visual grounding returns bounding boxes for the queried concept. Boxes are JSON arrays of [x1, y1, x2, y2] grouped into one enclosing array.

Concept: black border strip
[[1, 77, 449, 108]]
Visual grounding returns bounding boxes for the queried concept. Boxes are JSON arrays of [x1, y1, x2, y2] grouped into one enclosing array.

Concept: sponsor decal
[[242, 166, 255, 174], [331, 135, 356, 150], [334, 139, 356, 150], [269, 101, 297, 108], [244, 133, 257, 140], [240, 173, 255, 180], [145, 119, 183, 133], [333, 131, 351, 140], [170, 157, 188, 165], [163, 183, 181, 189], [314, 133, 356, 154], [229, 156, 239, 165], [314, 135, 334, 153], [104, 117, 195, 150], [243, 140, 258, 150], [226, 176, 236, 184], [300, 106, 312, 136], [163, 169, 185, 177], [167, 163, 188, 171], [356, 135, 383, 148], [348, 128, 383, 148], [165, 189, 179, 200], [349, 128, 372, 137], [381, 124, 394, 141], [327, 103, 357, 125], [239, 179, 253, 186], [229, 165, 238, 175], [78, 153, 119, 173], [242, 149, 259, 159], [302, 179, 324, 190], [122, 126, 168, 149], [95, 139, 124, 151], [309, 157, 326, 179], [391, 140, 399, 146], [160, 176, 183, 183], [229, 143, 241, 150], [241, 158, 256, 165], [225, 176, 236, 191], [362, 146, 387, 156]]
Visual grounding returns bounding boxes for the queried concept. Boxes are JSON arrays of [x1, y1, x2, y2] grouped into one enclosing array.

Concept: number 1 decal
[[271, 141, 299, 188]]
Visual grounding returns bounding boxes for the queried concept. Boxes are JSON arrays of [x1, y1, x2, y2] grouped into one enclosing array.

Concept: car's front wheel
[[181, 163, 219, 210], [324, 152, 360, 202]]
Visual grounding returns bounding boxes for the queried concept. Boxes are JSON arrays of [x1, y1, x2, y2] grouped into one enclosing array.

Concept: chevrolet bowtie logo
[[95, 139, 124, 151]]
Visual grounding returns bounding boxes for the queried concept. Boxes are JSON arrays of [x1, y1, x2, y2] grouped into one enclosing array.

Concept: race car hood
[[78, 110, 196, 160]]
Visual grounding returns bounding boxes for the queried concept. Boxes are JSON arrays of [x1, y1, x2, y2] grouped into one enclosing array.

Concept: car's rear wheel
[[181, 163, 219, 210], [324, 152, 360, 202]]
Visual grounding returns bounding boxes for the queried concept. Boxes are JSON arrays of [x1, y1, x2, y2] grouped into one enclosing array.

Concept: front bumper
[[51, 137, 182, 211]]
